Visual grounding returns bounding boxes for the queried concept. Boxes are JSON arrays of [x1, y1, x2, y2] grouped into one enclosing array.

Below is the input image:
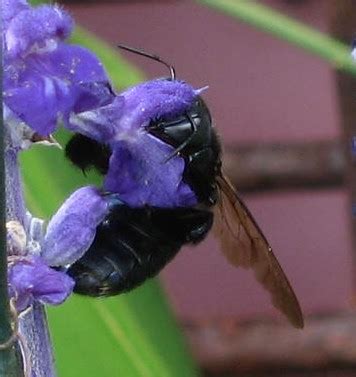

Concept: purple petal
[[42, 186, 109, 266], [8, 257, 74, 312], [5, 5, 73, 58], [4, 44, 114, 135], [2, 0, 29, 32], [66, 79, 199, 145], [104, 134, 197, 207], [117, 79, 197, 133], [67, 96, 124, 142]]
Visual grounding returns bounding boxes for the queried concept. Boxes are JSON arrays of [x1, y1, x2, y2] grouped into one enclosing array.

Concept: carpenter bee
[[65, 46, 304, 329]]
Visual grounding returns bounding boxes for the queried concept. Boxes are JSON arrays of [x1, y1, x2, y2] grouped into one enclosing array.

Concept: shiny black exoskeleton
[[147, 96, 221, 206], [64, 45, 221, 297], [67, 199, 213, 296]]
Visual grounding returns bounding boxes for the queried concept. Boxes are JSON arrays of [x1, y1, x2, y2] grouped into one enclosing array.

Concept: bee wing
[[213, 173, 304, 328]]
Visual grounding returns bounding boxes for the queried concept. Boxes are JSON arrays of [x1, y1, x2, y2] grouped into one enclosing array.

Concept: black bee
[[68, 200, 213, 296], [65, 46, 304, 328]]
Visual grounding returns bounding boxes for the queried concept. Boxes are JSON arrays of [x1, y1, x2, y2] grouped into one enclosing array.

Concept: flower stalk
[[4, 126, 57, 376], [0, 50, 24, 377], [2, 1, 116, 374]]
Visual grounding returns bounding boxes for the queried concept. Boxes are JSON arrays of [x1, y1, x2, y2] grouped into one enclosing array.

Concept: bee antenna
[[117, 44, 176, 80]]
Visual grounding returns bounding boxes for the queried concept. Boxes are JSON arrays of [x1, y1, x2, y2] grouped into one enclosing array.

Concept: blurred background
[[25, 0, 356, 376]]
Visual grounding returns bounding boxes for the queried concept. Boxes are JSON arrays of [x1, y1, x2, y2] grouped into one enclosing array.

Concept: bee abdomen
[[67, 202, 213, 296]]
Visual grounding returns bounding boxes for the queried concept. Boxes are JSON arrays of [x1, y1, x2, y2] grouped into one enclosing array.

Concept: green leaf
[[198, 0, 356, 75], [20, 20, 199, 377]]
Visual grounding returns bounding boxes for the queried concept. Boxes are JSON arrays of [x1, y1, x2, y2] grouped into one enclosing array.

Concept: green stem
[[0, 40, 24, 377], [197, 0, 356, 76]]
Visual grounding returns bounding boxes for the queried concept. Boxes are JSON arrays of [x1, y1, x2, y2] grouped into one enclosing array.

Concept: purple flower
[[117, 79, 202, 134], [104, 135, 197, 207], [2, 1, 29, 32], [67, 96, 125, 143], [69, 79, 204, 207], [42, 186, 109, 266], [4, 4, 73, 58], [7, 187, 110, 310], [3, 0, 114, 135], [8, 257, 74, 312]]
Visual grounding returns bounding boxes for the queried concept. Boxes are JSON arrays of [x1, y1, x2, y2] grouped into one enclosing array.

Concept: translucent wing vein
[[213, 173, 304, 328]]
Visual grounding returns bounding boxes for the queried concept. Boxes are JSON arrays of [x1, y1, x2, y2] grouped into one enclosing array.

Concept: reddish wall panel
[[67, 0, 353, 322]]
